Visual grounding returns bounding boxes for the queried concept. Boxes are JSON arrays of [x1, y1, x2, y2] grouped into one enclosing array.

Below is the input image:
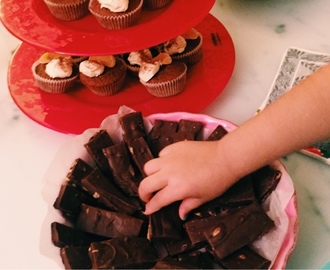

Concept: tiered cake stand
[[0, 0, 235, 134]]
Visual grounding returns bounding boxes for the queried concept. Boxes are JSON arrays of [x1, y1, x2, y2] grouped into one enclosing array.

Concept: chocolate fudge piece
[[89, 237, 159, 269], [147, 119, 178, 156], [127, 137, 154, 177], [183, 208, 240, 246], [177, 119, 203, 140], [81, 169, 138, 215], [172, 131, 195, 143], [177, 251, 221, 269], [152, 258, 190, 269], [119, 111, 147, 143], [51, 222, 108, 248], [152, 251, 219, 269], [149, 201, 184, 241], [202, 201, 275, 259], [66, 158, 94, 188], [84, 130, 114, 176], [206, 124, 228, 141], [103, 141, 140, 196], [251, 165, 282, 203], [76, 204, 144, 238], [53, 184, 99, 221], [191, 175, 256, 218], [164, 236, 201, 257], [216, 246, 271, 269], [60, 246, 91, 269]]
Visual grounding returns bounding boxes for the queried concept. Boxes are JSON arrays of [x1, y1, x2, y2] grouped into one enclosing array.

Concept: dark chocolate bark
[[149, 201, 184, 241], [84, 130, 114, 176], [172, 131, 195, 143], [177, 119, 203, 140], [206, 124, 228, 141], [164, 235, 201, 257], [127, 136, 154, 177], [76, 204, 144, 238], [216, 246, 271, 269], [60, 246, 92, 269], [103, 141, 140, 196], [147, 119, 178, 156], [119, 111, 147, 143], [89, 237, 159, 269], [202, 201, 275, 259], [81, 169, 138, 215], [51, 222, 108, 248], [53, 184, 99, 221], [190, 175, 256, 219], [251, 165, 282, 203], [177, 251, 221, 269], [66, 158, 94, 188]]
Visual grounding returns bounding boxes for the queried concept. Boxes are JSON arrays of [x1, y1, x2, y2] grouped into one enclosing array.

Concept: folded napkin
[[259, 47, 330, 165]]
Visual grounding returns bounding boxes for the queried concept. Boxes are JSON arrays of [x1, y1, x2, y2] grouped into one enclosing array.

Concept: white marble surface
[[1, 0, 330, 269]]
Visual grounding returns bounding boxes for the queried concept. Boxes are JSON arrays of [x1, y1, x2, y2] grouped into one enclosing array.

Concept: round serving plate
[[41, 110, 298, 269], [7, 14, 235, 135], [0, 0, 215, 55]]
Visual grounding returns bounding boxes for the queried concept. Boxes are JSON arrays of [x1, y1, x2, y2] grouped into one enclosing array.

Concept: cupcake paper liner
[[89, 0, 143, 30], [32, 61, 79, 94], [87, 71, 127, 96], [172, 34, 203, 65], [140, 64, 187, 97], [44, 0, 89, 21], [80, 58, 128, 96], [143, 0, 172, 10]]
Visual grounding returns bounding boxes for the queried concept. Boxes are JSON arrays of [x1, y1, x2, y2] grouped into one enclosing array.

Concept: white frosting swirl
[[163, 36, 187, 55], [128, 49, 153, 66], [139, 62, 160, 82], [79, 60, 105, 77], [98, 0, 128, 12], [45, 58, 72, 79]]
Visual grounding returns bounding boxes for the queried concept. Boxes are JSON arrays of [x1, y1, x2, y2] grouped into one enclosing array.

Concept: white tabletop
[[1, 0, 330, 268]]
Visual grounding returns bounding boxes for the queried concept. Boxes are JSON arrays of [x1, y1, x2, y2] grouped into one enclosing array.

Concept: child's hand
[[138, 140, 238, 220]]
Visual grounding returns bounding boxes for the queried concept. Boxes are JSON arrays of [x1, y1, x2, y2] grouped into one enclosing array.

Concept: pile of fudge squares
[[50, 111, 282, 269]]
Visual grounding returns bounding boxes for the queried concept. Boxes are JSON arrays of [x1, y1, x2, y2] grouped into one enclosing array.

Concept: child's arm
[[139, 64, 330, 220]]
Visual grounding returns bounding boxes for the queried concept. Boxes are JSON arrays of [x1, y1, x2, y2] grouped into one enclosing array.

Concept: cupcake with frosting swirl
[[161, 28, 203, 65], [138, 53, 187, 97], [32, 53, 79, 94], [89, 0, 143, 30], [79, 55, 127, 96]]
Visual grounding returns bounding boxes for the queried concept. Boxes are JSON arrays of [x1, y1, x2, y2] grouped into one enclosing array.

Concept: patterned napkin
[[259, 47, 330, 164]]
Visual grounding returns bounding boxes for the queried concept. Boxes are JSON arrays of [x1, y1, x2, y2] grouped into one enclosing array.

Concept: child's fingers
[[138, 173, 167, 202], [143, 158, 161, 176], [143, 186, 181, 215]]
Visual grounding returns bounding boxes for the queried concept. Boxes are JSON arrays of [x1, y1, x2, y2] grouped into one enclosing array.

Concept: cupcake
[[79, 55, 127, 96], [43, 0, 90, 21], [139, 53, 187, 97], [89, 0, 143, 30], [123, 47, 160, 77], [32, 53, 79, 94], [161, 28, 203, 65], [143, 0, 172, 10], [71, 55, 89, 65]]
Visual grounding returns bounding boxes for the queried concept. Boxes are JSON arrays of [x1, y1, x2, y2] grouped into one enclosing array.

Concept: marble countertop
[[1, 0, 330, 268]]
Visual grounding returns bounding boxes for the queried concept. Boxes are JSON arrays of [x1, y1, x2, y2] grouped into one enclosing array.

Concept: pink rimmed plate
[[40, 109, 298, 269]]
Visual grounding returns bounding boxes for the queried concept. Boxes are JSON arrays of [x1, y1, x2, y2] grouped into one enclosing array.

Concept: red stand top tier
[[0, 0, 215, 55]]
